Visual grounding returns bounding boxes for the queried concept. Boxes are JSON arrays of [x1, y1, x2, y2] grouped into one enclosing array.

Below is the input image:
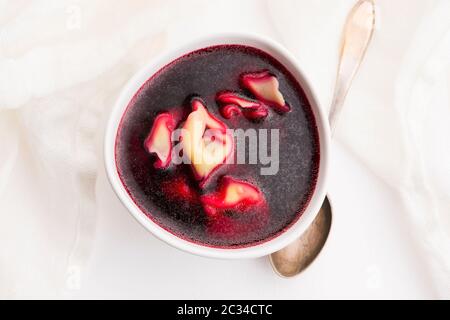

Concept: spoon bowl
[[270, 197, 332, 277]]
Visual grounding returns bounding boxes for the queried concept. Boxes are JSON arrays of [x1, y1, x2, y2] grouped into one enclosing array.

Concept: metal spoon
[[270, 0, 376, 277]]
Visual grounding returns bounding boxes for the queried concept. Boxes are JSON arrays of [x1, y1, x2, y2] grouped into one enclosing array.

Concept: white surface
[[0, 0, 448, 299]]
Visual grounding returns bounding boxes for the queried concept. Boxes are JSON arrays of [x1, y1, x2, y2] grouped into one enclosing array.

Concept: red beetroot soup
[[115, 45, 320, 248]]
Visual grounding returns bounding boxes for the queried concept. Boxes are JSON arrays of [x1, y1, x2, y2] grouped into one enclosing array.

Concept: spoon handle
[[328, 0, 375, 135], [270, 0, 376, 278]]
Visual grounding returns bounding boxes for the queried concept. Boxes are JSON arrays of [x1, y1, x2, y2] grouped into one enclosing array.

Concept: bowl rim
[[104, 32, 330, 259]]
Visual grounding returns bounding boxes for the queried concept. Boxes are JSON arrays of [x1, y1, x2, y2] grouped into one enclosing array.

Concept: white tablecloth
[[0, 0, 448, 299]]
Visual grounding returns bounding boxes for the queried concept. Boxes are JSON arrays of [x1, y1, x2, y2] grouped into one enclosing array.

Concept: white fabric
[[0, 0, 448, 298]]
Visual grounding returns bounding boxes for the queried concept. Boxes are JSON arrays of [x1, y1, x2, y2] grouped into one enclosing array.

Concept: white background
[[0, 0, 449, 299]]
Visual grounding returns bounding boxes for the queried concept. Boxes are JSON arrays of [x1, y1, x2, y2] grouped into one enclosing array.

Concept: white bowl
[[104, 33, 330, 259]]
